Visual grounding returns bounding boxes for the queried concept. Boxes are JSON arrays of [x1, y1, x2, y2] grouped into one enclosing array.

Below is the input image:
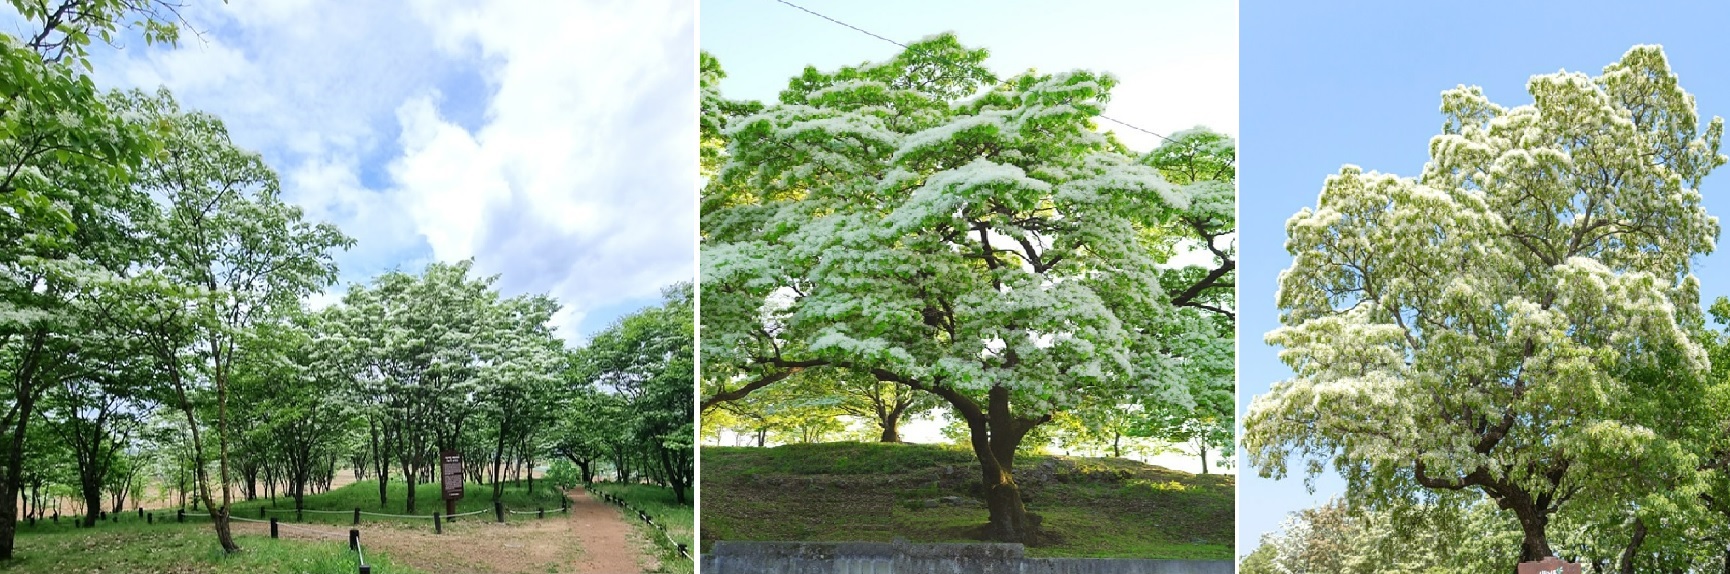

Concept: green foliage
[[544, 460, 581, 491], [701, 34, 1236, 541], [569, 284, 695, 503], [1245, 45, 1728, 561]]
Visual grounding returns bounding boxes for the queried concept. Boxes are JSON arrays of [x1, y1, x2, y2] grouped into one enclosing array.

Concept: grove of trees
[[0, 0, 696, 563], [699, 34, 1236, 544]]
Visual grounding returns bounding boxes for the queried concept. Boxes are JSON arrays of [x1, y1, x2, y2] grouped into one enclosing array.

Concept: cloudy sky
[[62, 0, 696, 341]]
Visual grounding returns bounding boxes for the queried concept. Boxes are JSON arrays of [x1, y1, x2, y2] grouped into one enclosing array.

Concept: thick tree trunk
[[79, 482, 103, 527], [1515, 508, 1553, 564], [972, 426, 1034, 543], [879, 407, 902, 443], [944, 384, 1047, 544]]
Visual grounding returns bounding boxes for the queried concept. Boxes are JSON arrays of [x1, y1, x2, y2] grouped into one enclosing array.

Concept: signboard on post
[[441, 450, 464, 518], [440, 451, 464, 501]]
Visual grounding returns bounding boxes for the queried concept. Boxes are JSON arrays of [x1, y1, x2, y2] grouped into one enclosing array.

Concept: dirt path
[[229, 486, 655, 573], [565, 487, 659, 573]]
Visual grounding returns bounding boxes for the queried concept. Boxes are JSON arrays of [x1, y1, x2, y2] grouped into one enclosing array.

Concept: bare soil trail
[[229, 485, 655, 573]]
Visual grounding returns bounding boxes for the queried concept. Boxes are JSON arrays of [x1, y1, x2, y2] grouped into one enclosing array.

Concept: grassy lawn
[[586, 482, 694, 574], [700, 442, 1234, 559], [226, 478, 569, 528], [2, 519, 425, 573]]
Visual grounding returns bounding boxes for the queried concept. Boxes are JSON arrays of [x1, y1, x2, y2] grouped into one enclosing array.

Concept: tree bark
[[0, 328, 48, 559], [1618, 518, 1647, 574], [904, 375, 1048, 544], [878, 404, 904, 443], [1515, 508, 1553, 564]]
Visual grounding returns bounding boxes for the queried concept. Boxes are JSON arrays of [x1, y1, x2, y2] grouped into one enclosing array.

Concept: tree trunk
[[210, 342, 237, 553], [879, 407, 902, 443], [369, 420, 389, 505], [1199, 444, 1210, 475], [1618, 518, 1647, 574], [491, 427, 507, 502], [79, 481, 103, 527], [1515, 508, 1554, 564], [945, 384, 1046, 544], [0, 330, 48, 559]]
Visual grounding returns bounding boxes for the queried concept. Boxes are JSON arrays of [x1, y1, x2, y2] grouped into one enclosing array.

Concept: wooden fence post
[[270, 518, 278, 539]]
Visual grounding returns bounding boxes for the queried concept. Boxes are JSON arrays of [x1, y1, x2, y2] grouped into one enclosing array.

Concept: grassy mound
[[700, 442, 1234, 559]]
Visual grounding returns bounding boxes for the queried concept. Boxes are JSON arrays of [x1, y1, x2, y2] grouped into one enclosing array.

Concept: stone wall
[[699, 541, 1233, 574]]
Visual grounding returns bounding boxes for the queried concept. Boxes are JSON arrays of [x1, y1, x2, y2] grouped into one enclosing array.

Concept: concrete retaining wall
[[699, 541, 1233, 574]]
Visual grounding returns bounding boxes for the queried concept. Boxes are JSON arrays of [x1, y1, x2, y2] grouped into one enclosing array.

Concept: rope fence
[[590, 489, 691, 560]]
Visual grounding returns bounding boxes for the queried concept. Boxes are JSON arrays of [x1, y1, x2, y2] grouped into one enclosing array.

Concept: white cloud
[[92, 0, 697, 340]]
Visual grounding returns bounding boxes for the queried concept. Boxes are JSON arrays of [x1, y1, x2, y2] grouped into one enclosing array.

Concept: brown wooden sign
[[440, 451, 464, 501], [1517, 558, 1582, 574]]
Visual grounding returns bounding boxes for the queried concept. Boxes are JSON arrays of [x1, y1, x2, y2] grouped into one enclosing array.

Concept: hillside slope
[[700, 442, 1233, 559]]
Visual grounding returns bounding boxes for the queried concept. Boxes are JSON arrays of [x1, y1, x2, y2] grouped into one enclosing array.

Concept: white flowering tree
[[0, 1, 187, 557], [574, 284, 695, 503], [1244, 46, 1726, 564], [126, 88, 351, 552], [701, 35, 1235, 542]]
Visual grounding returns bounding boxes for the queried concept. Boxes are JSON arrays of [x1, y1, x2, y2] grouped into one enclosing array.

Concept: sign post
[[440, 451, 463, 518]]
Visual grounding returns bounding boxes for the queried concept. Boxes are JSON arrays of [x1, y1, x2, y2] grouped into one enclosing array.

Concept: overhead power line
[[769, 0, 1179, 145]]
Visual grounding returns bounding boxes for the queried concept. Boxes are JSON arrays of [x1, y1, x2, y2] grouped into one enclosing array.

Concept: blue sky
[[35, 0, 698, 342], [1238, 0, 1730, 554], [701, 0, 1237, 474]]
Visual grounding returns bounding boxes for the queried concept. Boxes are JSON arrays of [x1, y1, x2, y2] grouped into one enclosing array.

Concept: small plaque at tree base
[[1517, 557, 1582, 574]]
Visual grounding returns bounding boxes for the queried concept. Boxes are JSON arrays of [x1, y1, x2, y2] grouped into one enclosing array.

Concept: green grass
[[700, 442, 1235, 560], [226, 478, 569, 527], [4, 519, 425, 573], [588, 483, 694, 574]]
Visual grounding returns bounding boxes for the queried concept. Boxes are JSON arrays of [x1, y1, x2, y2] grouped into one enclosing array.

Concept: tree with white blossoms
[[0, 0, 184, 556], [125, 88, 351, 552], [1244, 45, 1726, 565], [701, 35, 1235, 543]]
